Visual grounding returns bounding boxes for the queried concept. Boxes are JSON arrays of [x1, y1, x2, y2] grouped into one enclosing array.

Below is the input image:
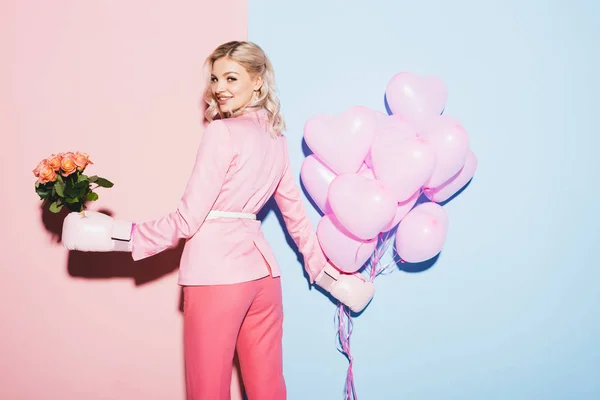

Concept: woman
[[62, 41, 375, 400]]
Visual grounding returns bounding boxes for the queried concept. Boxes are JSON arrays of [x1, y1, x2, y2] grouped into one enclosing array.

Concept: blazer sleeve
[[131, 120, 233, 261], [273, 139, 327, 282]]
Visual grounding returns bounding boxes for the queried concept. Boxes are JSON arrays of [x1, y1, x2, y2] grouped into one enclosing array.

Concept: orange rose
[[60, 153, 77, 176], [33, 159, 47, 177], [60, 151, 75, 159], [38, 164, 57, 184], [46, 154, 62, 171], [73, 152, 93, 171]]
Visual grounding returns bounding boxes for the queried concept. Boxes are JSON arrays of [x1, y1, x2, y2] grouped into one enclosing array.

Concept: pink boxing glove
[[314, 262, 375, 313], [62, 211, 134, 252]]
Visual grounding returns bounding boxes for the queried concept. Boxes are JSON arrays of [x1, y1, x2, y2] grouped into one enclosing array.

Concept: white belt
[[206, 210, 256, 220]]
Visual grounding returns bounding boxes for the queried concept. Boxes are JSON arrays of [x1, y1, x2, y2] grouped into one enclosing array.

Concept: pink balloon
[[424, 150, 477, 203], [385, 72, 447, 127], [420, 115, 470, 188], [374, 112, 414, 137], [357, 163, 376, 180], [371, 124, 437, 202], [380, 189, 421, 232], [300, 155, 337, 214], [364, 151, 374, 170], [303, 106, 377, 174], [415, 201, 449, 231], [355, 164, 417, 233], [373, 110, 389, 122], [396, 203, 448, 263], [366, 112, 416, 169], [328, 173, 397, 240], [317, 214, 377, 273]]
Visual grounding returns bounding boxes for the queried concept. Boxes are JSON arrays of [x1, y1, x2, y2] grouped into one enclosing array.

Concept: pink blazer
[[130, 109, 327, 285]]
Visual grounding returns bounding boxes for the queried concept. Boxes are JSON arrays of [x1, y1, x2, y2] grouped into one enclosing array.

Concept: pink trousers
[[183, 276, 286, 400]]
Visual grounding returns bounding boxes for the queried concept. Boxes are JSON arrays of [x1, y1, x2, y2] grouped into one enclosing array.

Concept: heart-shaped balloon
[[395, 202, 448, 263], [424, 150, 477, 203], [365, 112, 415, 169], [420, 115, 470, 188], [317, 214, 377, 273], [357, 163, 376, 180], [328, 173, 396, 240], [371, 122, 437, 202], [414, 201, 449, 231], [374, 112, 413, 136], [380, 189, 421, 232], [364, 150, 374, 170], [304, 106, 377, 174], [359, 149, 421, 233], [385, 72, 447, 127], [300, 155, 337, 214]]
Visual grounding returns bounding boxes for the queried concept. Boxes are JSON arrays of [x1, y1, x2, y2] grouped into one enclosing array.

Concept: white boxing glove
[[314, 262, 375, 313], [62, 211, 134, 252]]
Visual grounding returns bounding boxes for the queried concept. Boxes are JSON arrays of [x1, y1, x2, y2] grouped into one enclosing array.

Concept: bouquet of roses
[[33, 152, 113, 214]]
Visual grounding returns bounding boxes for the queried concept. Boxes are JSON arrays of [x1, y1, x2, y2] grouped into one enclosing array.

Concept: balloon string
[[335, 226, 401, 399], [367, 230, 396, 281], [368, 233, 383, 281], [336, 304, 357, 400], [354, 241, 365, 265]]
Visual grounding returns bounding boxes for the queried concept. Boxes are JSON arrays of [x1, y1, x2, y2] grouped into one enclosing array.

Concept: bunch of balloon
[[301, 72, 477, 399]]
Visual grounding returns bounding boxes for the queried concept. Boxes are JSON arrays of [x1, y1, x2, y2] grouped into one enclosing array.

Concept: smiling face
[[210, 57, 263, 114]]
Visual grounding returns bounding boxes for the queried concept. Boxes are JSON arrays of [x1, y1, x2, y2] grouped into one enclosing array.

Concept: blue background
[[249, 1, 599, 398]]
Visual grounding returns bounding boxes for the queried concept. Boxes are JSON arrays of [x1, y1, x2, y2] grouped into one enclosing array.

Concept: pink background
[[1, 1, 247, 398]]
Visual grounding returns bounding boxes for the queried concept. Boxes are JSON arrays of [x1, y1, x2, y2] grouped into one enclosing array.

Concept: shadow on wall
[[256, 196, 341, 308], [258, 198, 305, 281], [40, 204, 186, 310]]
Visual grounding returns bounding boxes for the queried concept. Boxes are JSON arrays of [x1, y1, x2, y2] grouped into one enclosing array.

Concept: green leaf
[[67, 174, 77, 187], [95, 177, 113, 188], [74, 179, 89, 189], [86, 191, 99, 201], [65, 185, 79, 198], [49, 201, 64, 213], [88, 175, 98, 183], [56, 174, 64, 184], [36, 184, 50, 198], [65, 196, 79, 203], [54, 181, 65, 197], [77, 174, 89, 183]]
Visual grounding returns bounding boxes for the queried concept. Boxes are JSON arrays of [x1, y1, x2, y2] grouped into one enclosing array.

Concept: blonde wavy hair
[[203, 41, 285, 137]]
